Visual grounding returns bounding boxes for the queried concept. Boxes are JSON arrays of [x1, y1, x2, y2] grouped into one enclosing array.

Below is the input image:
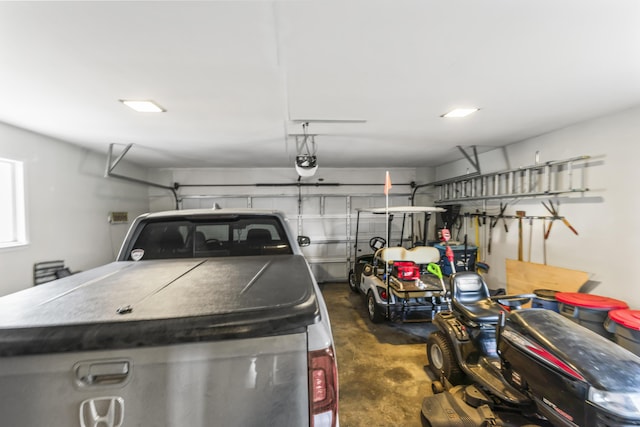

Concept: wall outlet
[[109, 211, 129, 224]]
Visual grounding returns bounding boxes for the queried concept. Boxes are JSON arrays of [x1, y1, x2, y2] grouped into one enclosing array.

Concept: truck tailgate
[[0, 332, 309, 426]]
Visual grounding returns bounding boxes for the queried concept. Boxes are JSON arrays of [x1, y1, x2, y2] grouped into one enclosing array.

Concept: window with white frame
[[0, 158, 26, 248]]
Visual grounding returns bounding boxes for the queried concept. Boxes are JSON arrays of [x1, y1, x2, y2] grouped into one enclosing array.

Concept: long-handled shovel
[[516, 211, 526, 261]]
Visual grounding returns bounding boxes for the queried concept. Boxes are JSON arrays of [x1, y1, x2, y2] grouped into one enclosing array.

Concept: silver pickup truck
[[0, 209, 338, 427]]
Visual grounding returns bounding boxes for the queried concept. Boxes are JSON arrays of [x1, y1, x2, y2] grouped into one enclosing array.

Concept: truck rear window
[[126, 216, 293, 260]]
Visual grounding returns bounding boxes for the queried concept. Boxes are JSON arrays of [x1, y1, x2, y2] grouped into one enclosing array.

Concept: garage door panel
[[300, 218, 346, 239], [251, 197, 298, 214], [309, 263, 347, 283]]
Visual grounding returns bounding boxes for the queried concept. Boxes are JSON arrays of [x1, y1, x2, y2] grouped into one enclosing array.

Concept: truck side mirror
[[297, 236, 311, 247]]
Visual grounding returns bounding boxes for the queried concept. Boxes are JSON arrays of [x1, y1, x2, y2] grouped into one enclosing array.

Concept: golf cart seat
[[451, 271, 502, 324], [375, 246, 440, 264], [375, 247, 407, 263], [405, 246, 440, 265]]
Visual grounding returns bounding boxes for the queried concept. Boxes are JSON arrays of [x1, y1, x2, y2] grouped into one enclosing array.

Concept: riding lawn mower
[[421, 270, 640, 427]]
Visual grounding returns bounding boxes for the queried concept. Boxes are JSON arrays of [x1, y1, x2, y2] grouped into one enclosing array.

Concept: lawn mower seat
[[451, 271, 502, 324]]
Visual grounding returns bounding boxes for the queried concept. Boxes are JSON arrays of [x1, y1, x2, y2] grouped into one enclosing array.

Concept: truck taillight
[[309, 347, 338, 427]]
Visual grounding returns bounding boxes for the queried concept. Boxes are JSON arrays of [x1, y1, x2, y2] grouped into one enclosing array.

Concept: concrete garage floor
[[320, 282, 438, 427]]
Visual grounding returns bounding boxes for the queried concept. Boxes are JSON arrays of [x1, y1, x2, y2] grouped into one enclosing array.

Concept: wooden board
[[505, 259, 589, 295]]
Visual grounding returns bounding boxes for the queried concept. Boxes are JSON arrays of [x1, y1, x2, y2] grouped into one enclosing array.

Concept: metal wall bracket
[[457, 145, 481, 175], [105, 143, 179, 209]]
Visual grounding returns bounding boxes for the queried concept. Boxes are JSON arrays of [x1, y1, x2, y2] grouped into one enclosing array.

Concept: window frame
[[0, 157, 27, 249]]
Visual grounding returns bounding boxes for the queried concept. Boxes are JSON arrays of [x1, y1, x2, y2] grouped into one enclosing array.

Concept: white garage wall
[[0, 122, 150, 296], [6, 104, 636, 301], [434, 106, 640, 309]]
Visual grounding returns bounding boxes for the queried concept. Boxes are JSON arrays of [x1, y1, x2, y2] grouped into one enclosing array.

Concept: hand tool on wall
[[542, 200, 579, 238], [498, 203, 509, 233], [440, 204, 461, 233], [488, 220, 495, 255], [463, 212, 469, 270], [527, 217, 533, 262], [541, 217, 547, 265], [454, 215, 464, 241], [474, 214, 481, 260], [487, 202, 508, 254], [516, 210, 526, 261]]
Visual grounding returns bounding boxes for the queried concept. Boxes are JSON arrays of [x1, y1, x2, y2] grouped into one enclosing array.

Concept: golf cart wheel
[[427, 331, 464, 384], [367, 290, 384, 323], [348, 269, 359, 293]]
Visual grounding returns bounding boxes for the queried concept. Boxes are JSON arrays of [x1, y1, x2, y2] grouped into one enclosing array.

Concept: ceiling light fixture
[[120, 100, 165, 113], [441, 108, 479, 118]]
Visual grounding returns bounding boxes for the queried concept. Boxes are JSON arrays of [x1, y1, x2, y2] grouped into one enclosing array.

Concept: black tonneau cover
[[0, 255, 319, 356]]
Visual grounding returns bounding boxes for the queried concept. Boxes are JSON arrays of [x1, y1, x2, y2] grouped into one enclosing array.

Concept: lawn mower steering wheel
[[369, 236, 386, 251]]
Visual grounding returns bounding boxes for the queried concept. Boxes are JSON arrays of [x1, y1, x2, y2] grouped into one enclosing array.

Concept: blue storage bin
[[556, 292, 628, 339], [434, 244, 477, 275], [605, 309, 640, 356], [532, 289, 559, 312]]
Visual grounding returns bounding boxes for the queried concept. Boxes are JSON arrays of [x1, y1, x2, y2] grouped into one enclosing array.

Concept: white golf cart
[[348, 206, 450, 323]]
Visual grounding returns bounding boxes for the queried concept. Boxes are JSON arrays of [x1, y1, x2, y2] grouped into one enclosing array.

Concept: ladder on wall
[[434, 155, 591, 203]]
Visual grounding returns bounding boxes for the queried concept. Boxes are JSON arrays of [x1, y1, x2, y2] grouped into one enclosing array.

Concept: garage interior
[[1, 1, 640, 426]]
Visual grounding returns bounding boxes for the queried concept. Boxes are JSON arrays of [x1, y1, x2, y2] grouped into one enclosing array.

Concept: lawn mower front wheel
[[427, 331, 464, 384]]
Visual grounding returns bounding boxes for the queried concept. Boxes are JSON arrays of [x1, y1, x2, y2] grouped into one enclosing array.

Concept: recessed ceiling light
[[120, 100, 165, 113], [441, 108, 479, 118]]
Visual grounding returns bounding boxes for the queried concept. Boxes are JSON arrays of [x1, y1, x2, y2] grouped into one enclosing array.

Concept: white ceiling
[[1, 1, 639, 170]]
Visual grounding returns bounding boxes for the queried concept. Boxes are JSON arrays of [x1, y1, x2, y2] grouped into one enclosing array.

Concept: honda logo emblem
[[79, 396, 124, 427]]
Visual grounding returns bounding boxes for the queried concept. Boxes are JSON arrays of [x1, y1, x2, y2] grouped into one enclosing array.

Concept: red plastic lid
[[555, 292, 629, 310], [608, 309, 640, 331]]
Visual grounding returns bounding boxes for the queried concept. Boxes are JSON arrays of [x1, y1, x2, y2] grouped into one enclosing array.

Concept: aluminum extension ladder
[[434, 155, 590, 203]]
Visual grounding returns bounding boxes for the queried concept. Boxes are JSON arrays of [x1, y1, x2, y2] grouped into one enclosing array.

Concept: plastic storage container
[[556, 292, 629, 339], [393, 261, 420, 281], [532, 289, 559, 312], [605, 309, 640, 356], [434, 244, 477, 275]]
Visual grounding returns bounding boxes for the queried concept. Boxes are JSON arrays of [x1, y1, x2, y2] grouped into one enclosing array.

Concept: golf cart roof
[[356, 206, 446, 214]]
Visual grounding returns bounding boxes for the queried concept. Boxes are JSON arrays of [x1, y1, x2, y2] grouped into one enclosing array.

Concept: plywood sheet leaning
[[506, 259, 589, 295]]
